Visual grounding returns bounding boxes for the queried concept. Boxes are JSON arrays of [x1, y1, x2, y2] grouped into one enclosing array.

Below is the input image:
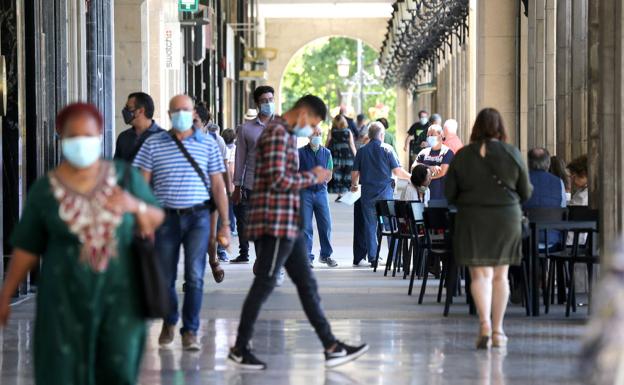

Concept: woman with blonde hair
[[326, 114, 357, 199]]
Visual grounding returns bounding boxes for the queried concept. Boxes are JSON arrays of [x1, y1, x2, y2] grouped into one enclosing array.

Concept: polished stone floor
[[0, 200, 588, 384]]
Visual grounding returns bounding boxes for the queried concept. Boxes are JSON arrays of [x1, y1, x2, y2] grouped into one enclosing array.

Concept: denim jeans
[[300, 189, 333, 262], [233, 188, 252, 258], [353, 198, 378, 263], [155, 209, 211, 334], [235, 234, 337, 350]]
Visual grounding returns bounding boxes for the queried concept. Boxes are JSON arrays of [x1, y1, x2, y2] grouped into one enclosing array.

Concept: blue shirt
[[133, 129, 225, 209], [523, 170, 567, 245], [353, 139, 399, 201], [298, 145, 332, 192], [523, 170, 567, 208]]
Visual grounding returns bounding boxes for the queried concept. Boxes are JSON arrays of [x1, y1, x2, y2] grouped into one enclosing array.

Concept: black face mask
[[122, 107, 136, 125]]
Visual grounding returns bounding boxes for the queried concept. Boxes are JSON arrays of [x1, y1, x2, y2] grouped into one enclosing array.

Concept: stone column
[[588, 0, 624, 249], [556, 0, 572, 161], [475, 0, 518, 144], [395, 86, 410, 167], [114, 0, 147, 136], [571, 0, 588, 159], [86, 0, 115, 157], [527, 0, 556, 152], [544, 0, 557, 152]]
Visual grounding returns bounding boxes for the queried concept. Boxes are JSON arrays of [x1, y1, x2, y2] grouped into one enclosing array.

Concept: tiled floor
[[0, 200, 589, 384]]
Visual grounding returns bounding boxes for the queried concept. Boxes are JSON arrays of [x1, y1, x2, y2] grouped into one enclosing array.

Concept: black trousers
[[235, 234, 337, 350], [233, 188, 252, 258]]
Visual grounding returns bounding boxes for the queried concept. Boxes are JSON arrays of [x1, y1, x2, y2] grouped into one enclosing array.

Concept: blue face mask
[[259, 102, 275, 117], [171, 111, 193, 132], [420, 117, 429, 125], [426, 135, 439, 148], [310, 136, 323, 148], [294, 124, 314, 138], [62, 136, 102, 169]]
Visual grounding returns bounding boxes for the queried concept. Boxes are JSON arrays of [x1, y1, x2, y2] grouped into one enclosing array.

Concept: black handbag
[[122, 164, 171, 318]]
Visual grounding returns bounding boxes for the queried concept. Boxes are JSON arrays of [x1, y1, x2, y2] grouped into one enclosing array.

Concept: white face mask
[[310, 135, 323, 148], [426, 135, 439, 148], [61, 136, 102, 169]]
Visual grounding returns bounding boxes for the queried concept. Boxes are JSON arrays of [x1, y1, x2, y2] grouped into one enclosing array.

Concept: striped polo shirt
[[133, 129, 225, 209]]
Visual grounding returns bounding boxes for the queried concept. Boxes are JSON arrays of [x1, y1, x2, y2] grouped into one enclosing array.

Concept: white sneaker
[[353, 260, 371, 268], [275, 269, 286, 286]]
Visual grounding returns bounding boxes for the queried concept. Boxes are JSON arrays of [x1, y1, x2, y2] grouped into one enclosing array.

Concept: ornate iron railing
[[379, 0, 469, 90]]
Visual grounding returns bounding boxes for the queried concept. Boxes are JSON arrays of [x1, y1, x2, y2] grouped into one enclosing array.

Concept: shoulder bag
[[169, 131, 216, 212], [121, 163, 171, 318], [475, 144, 530, 238]]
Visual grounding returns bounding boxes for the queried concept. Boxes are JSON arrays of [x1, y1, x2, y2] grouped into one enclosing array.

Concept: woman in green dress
[[0, 103, 165, 385], [445, 108, 532, 350]]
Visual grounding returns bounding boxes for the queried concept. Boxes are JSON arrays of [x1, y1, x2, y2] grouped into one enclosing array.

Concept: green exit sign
[[179, 0, 198, 12]]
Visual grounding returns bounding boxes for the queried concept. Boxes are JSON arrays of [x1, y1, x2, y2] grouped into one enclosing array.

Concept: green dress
[[10, 160, 160, 385], [445, 141, 533, 266]]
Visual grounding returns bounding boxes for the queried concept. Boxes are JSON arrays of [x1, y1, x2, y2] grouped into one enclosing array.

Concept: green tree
[[281, 37, 397, 133]]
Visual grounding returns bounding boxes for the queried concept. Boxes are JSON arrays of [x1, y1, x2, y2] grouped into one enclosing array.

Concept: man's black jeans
[[235, 233, 337, 350], [233, 188, 252, 258]]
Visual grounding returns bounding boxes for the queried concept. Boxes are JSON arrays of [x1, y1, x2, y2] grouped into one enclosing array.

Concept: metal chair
[[545, 206, 599, 316], [407, 202, 427, 295], [418, 207, 462, 316], [523, 207, 568, 315], [374, 200, 398, 274]]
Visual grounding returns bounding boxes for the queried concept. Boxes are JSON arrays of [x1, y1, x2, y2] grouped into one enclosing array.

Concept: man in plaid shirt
[[228, 95, 369, 370]]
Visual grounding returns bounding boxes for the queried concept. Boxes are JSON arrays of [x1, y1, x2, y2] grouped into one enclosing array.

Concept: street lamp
[[336, 57, 351, 78]]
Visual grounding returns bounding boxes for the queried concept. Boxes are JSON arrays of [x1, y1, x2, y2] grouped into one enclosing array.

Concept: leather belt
[[164, 202, 211, 216]]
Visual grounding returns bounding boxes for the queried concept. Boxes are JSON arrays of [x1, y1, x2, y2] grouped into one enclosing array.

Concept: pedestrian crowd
[[0, 83, 592, 384]]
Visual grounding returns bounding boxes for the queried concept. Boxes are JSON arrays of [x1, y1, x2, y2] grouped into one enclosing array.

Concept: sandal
[[492, 332, 508, 348], [209, 260, 225, 283], [476, 321, 491, 350]]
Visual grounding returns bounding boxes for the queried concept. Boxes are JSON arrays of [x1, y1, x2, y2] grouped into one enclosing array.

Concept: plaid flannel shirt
[[246, 117, 318, 240]]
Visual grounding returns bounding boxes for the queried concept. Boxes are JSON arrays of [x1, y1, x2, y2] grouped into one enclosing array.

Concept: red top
[[246, 117, 318, 240], [443, 135, 464, 155]]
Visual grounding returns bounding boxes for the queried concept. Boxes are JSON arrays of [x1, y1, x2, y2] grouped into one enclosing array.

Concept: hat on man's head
[[244, 109, 258, 121]]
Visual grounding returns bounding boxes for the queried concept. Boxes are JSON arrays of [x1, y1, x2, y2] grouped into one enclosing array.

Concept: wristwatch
[[137, 201, 147, 215]]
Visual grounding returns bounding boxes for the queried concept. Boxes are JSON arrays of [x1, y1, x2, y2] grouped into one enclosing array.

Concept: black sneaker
[[227, 347, 267, 370], [325, 341, 369, 368], [230, 256, 249, 264], [320, 257, 338, 268]]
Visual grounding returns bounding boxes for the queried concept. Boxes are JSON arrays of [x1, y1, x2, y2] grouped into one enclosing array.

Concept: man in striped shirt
[[227, 95, 368, 370], [133, 95, 230, 351]]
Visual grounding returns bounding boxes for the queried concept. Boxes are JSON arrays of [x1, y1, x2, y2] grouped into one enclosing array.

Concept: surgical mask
[[420, 117, 428, 125], [171, 111, 193, 132], [61, 136, 102, 169], [294, 124, 313, 138], [427, 135, 439, 147], [122, 107, 136, 125], [259, 102, 275, 117], [310, 136, 322, 148]]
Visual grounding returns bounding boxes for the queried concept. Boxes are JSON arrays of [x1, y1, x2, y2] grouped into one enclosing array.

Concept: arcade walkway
[[0, 201, 586, 385]]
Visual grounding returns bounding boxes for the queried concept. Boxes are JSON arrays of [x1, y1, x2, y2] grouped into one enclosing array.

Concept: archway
[[264, 17, 388, 112], [278, 36, 396, 133]]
